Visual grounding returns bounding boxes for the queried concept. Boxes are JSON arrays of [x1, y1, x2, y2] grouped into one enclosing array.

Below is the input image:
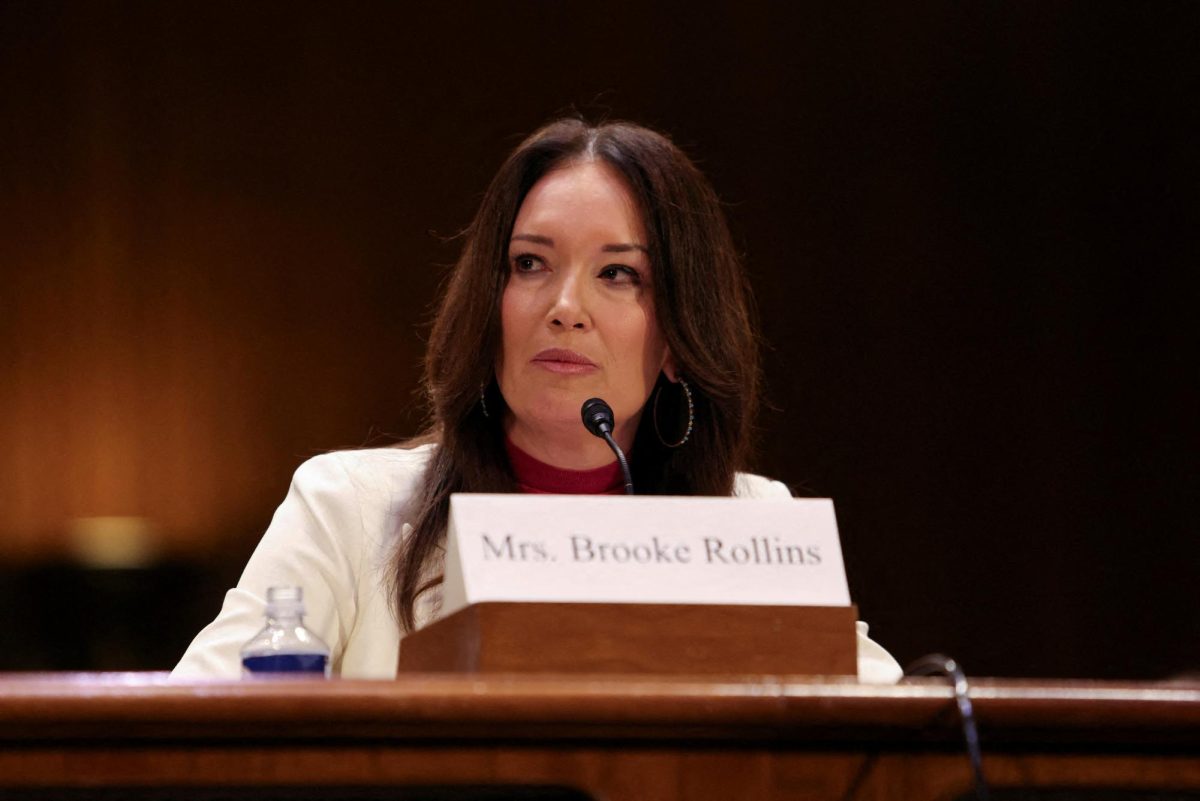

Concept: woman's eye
[[599, 265, 641, 285], [511, 254, 541, 272]]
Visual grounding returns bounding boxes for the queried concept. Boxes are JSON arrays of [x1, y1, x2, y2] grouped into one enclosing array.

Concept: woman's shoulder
[[732, 471, 792, 499], [294, 442, 436, 487], [285, 443, 436, 528]]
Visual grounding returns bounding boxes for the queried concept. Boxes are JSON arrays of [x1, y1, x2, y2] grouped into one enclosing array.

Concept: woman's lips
[[531, 348, 598, 375]]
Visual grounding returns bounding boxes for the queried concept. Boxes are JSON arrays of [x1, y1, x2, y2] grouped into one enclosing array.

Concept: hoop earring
[[479, 383, 490, 419], [653, 377, 694, 448]]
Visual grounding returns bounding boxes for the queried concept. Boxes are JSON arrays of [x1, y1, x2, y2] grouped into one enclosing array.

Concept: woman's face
[[498, 160, 672, 455]]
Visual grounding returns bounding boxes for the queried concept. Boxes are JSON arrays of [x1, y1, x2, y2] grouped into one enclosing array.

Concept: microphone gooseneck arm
[[602, 430, 634, 496], [580, 397, 635, 495]]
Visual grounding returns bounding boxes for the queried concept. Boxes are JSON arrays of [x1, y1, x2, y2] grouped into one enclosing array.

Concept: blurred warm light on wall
[[0, 202, 419, 562], [67, 516, 158, 569]]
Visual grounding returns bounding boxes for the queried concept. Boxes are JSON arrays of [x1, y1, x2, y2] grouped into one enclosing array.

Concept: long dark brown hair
[[392, 117, 762, 630]]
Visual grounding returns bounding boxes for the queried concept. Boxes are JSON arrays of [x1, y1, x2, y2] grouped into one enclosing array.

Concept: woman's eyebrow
[[601, 243, 649, 254], [510, 233, 553, 246]]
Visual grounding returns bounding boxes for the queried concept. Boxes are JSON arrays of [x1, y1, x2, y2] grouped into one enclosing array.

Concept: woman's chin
[[504, 386, 590, 425], [509, 405, 589, 437]]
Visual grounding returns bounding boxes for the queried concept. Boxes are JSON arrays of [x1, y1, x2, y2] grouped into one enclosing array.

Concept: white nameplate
[[441, 494, 850, 616]]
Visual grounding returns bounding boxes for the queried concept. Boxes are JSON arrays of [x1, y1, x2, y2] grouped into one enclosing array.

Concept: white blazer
[[173, 445, 903, 683]]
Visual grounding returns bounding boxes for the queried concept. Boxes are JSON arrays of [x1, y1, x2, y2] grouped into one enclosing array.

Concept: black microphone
[[581, 398, 634, 495]]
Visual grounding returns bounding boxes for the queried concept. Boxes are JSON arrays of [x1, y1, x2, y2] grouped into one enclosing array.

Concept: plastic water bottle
[[240, 586, 331, 677]]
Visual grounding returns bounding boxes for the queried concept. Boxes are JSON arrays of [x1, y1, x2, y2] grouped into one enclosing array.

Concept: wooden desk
[[0, 673, 1197, 800]]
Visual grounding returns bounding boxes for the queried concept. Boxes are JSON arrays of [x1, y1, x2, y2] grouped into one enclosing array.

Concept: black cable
[[601, 431, 634, 495], [906, 653, 989, 801]]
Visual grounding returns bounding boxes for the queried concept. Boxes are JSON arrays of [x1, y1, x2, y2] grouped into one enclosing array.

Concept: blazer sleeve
[[171, 453, 367, 679], [735, 470, 903, 684]]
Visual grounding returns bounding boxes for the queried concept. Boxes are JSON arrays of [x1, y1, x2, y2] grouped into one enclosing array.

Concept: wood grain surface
[[0, 674, 1196, 799], [396, 603, 859, 677]]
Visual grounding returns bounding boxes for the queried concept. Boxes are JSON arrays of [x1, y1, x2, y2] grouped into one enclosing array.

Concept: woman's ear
[[662, 353, 680, 383]]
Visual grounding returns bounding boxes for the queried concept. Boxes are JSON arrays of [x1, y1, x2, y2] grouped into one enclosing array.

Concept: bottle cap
[[265, 586, 305, 618]]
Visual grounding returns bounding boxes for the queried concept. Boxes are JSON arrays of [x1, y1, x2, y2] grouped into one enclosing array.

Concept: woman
[[174, 118, 901, 682]]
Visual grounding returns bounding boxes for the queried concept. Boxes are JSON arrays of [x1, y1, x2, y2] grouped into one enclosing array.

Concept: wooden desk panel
[[0, 674, 1196, 800]]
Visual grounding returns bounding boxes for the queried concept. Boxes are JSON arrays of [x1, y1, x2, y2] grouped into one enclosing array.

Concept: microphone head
[[580, 397, 615, 438]]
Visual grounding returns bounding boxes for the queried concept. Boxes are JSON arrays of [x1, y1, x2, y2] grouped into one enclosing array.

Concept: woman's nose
[[547, 272, 591, 330]]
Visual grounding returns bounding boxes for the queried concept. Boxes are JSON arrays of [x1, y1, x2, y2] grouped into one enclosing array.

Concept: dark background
[[0, 2, 1195, 679]]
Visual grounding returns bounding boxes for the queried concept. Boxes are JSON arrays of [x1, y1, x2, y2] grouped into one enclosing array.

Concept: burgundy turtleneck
[[505, 437, 625, 495]]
